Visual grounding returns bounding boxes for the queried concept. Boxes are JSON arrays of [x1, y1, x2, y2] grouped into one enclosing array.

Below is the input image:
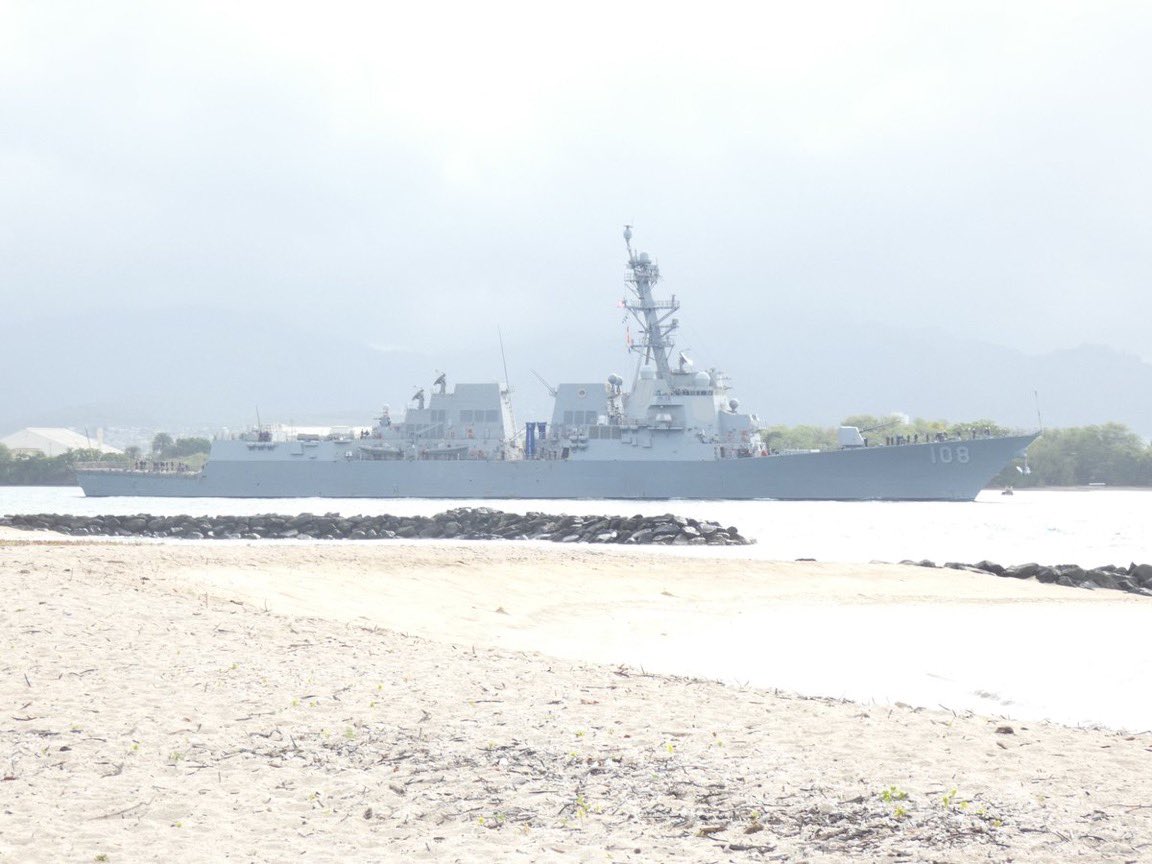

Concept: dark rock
[[1009, 563, 1042, 579], [1113, 576, 1138, 593], [1054, 565, 1086, 583], [1, 508, 754, 547], [1084, 569, 1120, 591], [1130, 563, 1152, 588]]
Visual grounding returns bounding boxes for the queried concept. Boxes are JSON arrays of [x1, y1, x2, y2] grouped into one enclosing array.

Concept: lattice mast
[[622, 225, 678, 381]]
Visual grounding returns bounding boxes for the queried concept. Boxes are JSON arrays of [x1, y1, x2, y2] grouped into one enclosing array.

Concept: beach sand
[[2, 530, 1150, 862]]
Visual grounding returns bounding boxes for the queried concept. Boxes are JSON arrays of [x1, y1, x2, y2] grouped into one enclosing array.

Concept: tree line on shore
[[0, 435, 210, 485], [1, 423, 1150, 487]]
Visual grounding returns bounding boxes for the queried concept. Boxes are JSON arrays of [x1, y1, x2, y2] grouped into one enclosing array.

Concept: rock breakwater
[[903, 559, 1152, 598], [0, 509, 752, 545]]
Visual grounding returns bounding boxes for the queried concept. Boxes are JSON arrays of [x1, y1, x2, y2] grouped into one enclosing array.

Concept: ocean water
[[3, 486, 1151, 730], [2, 486, 1150, 566]]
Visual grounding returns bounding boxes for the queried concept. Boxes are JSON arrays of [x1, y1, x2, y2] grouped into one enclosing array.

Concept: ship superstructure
[[532, 226, 760, 464]]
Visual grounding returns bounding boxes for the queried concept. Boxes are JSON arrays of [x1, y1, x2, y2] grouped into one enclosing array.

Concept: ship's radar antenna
[[621, 226, 678, 382]]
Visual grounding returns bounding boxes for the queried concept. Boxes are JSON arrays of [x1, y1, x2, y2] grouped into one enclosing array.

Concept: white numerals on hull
[[929, 445, 970, 465]]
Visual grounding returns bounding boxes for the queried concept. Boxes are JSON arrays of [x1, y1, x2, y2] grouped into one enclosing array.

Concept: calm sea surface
[[2, 486, 1149, 565], [4, 486, 1151, 730]]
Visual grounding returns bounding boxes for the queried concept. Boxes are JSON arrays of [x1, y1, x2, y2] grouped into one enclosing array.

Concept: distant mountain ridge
[[3, 307, 1150, 441]]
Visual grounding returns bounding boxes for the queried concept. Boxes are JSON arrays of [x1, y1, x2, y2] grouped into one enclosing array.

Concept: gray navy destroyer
[[76, 228, 1037, 500]]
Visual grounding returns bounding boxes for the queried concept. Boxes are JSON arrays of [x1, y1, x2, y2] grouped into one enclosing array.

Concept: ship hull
[[76, 434, 1036, 501]]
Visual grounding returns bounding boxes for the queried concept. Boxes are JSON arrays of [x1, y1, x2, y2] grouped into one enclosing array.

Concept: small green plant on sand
[[880, 785, 910, 818], [879, 785, 908, 803], [941, 787, 969, 810]]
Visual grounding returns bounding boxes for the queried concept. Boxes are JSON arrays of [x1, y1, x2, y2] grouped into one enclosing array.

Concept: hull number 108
[[930, 445, 970, 465]]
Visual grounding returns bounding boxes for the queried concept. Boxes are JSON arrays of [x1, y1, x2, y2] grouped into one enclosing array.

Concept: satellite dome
[[728, 398, 740, 412], [607, 373, 623, 387], [638, 252, 650, 264], [694, 371, 711, 386]]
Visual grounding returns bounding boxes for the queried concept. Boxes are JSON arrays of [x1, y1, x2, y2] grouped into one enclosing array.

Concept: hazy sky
[[4, 1, 1151, 366]]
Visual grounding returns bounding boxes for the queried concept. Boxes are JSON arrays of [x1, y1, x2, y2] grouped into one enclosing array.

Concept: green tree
[[759, 424, 837, 452], [994, 423, 1152, 488], [171, 437, 211, 458], [0, 447, 126, 486], [151, 432, 174, 455]]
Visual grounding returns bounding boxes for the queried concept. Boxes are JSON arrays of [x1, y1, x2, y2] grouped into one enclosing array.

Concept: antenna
[[530, 368, 558, 397], [498, 326, 512, 394], [255, 406, 262, 431], [1033, 390, 1043, 432], [498, 326, 516, 446]]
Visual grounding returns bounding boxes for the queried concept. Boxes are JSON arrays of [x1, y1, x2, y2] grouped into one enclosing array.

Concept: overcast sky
[[3, 1, 1151, 368]]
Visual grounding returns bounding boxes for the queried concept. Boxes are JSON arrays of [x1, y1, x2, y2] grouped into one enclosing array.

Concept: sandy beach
[[2, 530, 1150, 862]]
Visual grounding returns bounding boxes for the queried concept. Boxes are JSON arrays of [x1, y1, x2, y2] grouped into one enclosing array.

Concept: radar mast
[[622, 226, 678, 381]]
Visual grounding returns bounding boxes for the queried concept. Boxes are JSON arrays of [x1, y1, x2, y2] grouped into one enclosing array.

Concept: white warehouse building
[[0, 428, 122, 457]]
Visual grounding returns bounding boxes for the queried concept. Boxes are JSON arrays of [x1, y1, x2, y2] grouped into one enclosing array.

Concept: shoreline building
[[0, 427, 122, 457]]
